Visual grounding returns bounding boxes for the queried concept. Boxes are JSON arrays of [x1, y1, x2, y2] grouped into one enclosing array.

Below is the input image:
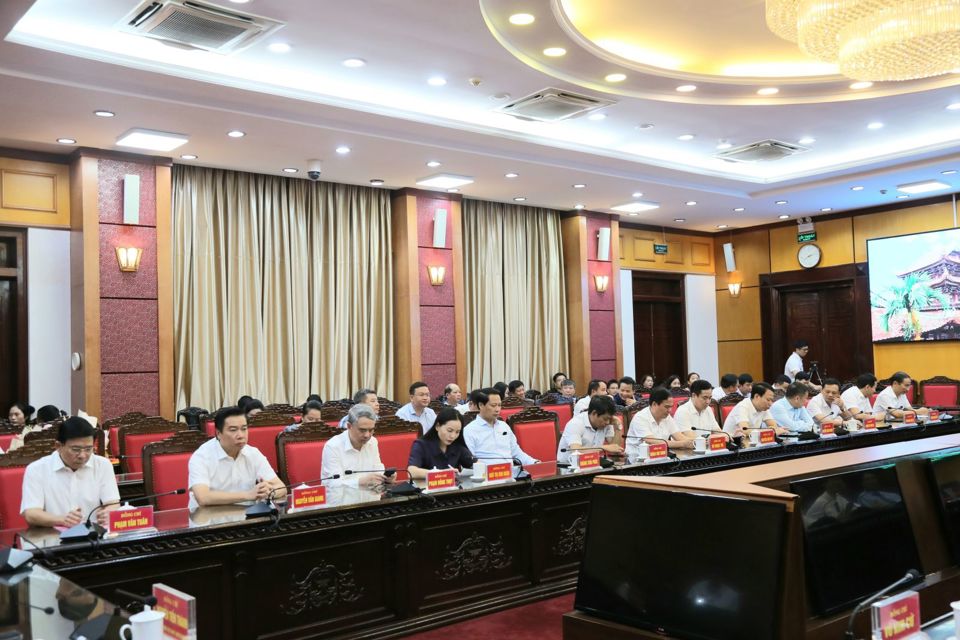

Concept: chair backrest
[[508, 408, 560, 463], [499, 405, 527, 420], [276, 423, 342, 485], [670, 397, 690, 417], [719, 396, 741, 423], [119, 421, 186, 473], [143, 431, 211, 510], [0, 440, 58, 529], [920, 376, 960, 407], [539, 402, 573, 430], [247, 412, 293, 470], [373, 416, 420, 471], [176, 406, 209, 430], [0, 422, 18, 452]]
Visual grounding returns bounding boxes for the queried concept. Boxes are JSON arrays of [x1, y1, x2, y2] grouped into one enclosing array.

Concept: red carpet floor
[[399, 593, 575, 640]]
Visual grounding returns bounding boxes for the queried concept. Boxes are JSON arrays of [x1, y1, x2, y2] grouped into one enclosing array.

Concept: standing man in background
[[784, 340, 809, 381]]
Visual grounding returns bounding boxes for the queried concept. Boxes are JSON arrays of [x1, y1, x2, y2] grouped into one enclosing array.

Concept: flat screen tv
[[927, 451, 960, 564], [867, 227, 960, 342], [791, 464, 921, 615], [575, 483, 786, 640]]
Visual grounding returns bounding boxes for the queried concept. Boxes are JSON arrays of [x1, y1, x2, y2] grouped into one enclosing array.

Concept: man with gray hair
[[338, 388, 380, 429], [321, 403, 395, 488]]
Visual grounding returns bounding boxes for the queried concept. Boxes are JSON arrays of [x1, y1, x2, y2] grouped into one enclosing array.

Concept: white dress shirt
[[805, 394, 841, 423], [557, 413, 613, 464], [20, 451, 120, 518], [841, 386, 874, 414], [722, 397, 772, 434], [784, 352, 804, 380], [455, 403, 471, 415], [463, 416, 537, 465], [187, 438, 278, 510], [673, 401, 719, 433], [320, 430, 384, 486], [874, 386, 913, 414], [396, 403, 437, 434], [573, 396, 591, 416], [626, 407, 680, 457], [712, 387, 733, 402]]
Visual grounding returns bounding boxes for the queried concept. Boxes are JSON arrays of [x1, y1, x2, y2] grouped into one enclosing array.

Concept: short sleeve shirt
[[187, 438, 278, 510]]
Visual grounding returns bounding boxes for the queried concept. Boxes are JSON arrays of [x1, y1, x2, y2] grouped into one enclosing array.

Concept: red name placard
[[759, 428, 776, 444], [153, 583, 195, 640], [820, 421, 836, 436], [904, 411, 917, 424], [864, 417, 877, 430], [486, 462, 513, 482], [930, 409, 941, 422], [708, 434, 727, 452], [647, 442, 668, 460], [425, 469, 457, 491], [108, 507, 154, 534], [290, 485, 327, 510], [576, 451, 602, 470], [871, 590, 919, 640]]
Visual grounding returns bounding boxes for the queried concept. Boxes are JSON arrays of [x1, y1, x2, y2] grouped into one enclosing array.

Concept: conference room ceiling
[[1, 0, 959, 231]]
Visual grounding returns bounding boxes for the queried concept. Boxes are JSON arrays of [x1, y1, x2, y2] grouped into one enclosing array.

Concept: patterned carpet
[[399, 593, 576, 640]]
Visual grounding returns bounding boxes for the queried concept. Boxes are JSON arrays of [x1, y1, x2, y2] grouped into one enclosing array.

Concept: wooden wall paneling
[[663, 240, 683, 265], [0, 157, 71, 227], [715, 287, 762, 342], [853, 201, 955, 263], [718, 340, 764, 377], [0, 227, 27, 409], [633, 234, 656, 264], [611, 219, 623, 376], [155, 165, 174, 419], [690, 240, 712, 267], [391, 194, 421, 400], [769, 217, 854, 273], [562, 216, 590, 386], [619, 229, 714, 274], [450, 198, 467, 390]]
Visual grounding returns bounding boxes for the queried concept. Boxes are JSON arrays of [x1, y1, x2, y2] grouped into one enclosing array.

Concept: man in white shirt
[[784, 340, 809, 381], [674, 379, 720, 434], [20, 417, 120, 528], [321, 404, 396, 488], [841, 374, 879, 421], [463, 389, 538, 465], [557, 395, 622, 464], [874, 371, 928, 419], [574, 379, 608, 416], [627, 388, 697, 456], [396, 381, 437, 433], [337, 388, 380, 429], [711, 374, 739, 402], [806, 378, 856, 428], [722, 382, 784, 436], [187, 406, 286, 510], [443, 383, 463, 407]]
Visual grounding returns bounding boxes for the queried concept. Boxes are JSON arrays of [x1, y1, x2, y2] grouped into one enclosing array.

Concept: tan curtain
[[462, 199, 569, 392], [173, 166, 393, 409]]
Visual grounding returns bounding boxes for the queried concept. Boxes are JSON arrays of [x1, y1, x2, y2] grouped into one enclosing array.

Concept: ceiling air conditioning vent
[[715, 139, 809, 163], [497, 88, 615, 122], [119, 0, 284, 54]]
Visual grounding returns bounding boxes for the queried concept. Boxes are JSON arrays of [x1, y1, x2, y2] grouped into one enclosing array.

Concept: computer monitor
[[791, 464, 920, 615], [575, 483, 787, 640], [927, 451, 960, 564]]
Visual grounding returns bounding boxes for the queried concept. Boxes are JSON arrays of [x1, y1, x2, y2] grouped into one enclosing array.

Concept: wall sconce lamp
[[116, 247, 143, 272], [428, 265, 446, 286], [728, 281, 742, 298], [594, 274, 609, 293]]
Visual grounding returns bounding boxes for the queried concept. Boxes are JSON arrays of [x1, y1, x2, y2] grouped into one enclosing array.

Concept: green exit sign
[[798, 231, 817, 243], [654, 243, 668, 255]]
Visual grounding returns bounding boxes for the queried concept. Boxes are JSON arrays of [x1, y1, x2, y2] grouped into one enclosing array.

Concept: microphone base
[[0, 547, 32, 575], [59, 523, 101, 544], [245, 502, 279, 519], [386, 482, 422, 497]]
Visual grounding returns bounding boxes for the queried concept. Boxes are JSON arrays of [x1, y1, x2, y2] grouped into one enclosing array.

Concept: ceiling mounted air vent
[[715, 139, 809, 163], [119, 0, 284, 54], [497, 88, 615, 122]]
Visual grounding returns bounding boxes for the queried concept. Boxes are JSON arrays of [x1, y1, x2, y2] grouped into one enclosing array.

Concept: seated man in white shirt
[[627, 388, 697, 456], [463, 389, 538, 465], [784, 339, 809, 381], [20, 417, 121, 528], [874, 371, 928, 419], [674, 379, 720, 434], [321, 403, 397, 488], [443, 382, 463, 407], [574, 379, 608, 416], [187, 406, 286, 510], [737, 373, 753, 397], [841, 374, 879, 421], [711, 373, 739, 402], [396, 381, 437, 434], [722, 382, 786, 437], [770, 383, 817, 432], [557, 395, 622, 464], [806, 378, 857, 429]]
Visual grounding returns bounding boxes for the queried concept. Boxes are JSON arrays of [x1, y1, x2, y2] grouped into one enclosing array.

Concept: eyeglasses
[[67, 446, 95, 454]]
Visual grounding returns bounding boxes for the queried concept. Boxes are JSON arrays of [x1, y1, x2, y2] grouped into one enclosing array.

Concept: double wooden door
[[632, 272, 686, 383], [0, 228, 27, 412]]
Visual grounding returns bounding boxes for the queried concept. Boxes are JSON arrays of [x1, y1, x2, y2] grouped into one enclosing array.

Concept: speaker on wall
[[722, 242, 736, 273], [123, 174, 140, 224], [597, 227, 611, 261], [433, 209, 447, 248]]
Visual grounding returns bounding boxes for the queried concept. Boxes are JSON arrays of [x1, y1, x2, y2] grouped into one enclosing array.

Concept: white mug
[[693, 437, 706, 452], [749, 430, 761, 445], [119, 606, 165, 640]]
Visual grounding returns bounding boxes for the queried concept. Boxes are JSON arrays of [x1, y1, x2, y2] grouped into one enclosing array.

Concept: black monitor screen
[[574, 483, 786, 640], [927, 451, 960, 564], [791, 465, 920, 616]]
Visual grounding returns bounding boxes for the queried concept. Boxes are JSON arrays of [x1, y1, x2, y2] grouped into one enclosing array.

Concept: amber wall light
[[594, 274, 609, 293], [428, 265, 445, 286], [728, 282, 742, 298], [116, 247, 143, 272]]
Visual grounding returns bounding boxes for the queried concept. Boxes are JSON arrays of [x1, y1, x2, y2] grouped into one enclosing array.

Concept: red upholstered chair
[[508, 408, 560, 463], [0, 431, 16, 452], [203, 419, 216, 437], [0, 440, 58, 530], [670, 397, 690, 417], [372, 416, 420, 473], [246, 412, 294, 472], [119, 421, 186, 474], [499, 396, 528, 421], [277, 423, 342, 485], [719, 396, 741, 424], [919, 376, 960, 409], [102, 412, 148, 458], [539, 402, 573, 430], [143, 431, 211, 511]]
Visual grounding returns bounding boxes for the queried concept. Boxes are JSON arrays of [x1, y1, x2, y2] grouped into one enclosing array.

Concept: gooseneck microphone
[[29, 604, 54, 615], [844, 569, 922, 640], [61, 488, 187, 543]]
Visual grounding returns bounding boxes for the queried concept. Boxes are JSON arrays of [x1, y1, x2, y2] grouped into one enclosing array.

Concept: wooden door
[[632, 273, 686, 383], [0, 229, 27, 412], [781, 285, 857, 382]]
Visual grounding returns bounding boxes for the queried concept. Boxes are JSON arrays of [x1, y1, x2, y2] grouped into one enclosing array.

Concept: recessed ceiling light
[[716, 140, 733, 150], [757, 87, 779, 96], [416, 173, 474, 189], [574, 204, 585, 210], [427, 76, 447, 86], [685, 201, 697, 206], [56, 137, 76, 144], [850, 81, 873, 90], [426, 160, 441, 168], [514, 197, 527, 202], [93, 110, 115, 117], [282, 167, 298, 173], [674, 218, 686, 222], [335, 145, 351, 154], [632, 191, 643, 198], [370, 179, 385, 186], [851, 185, 865, 191], [717, 224, 729, 229], [897, 194, 910, 199], [605, 73, 627, 83], [677, 134, 695, 141], [676, 84, 697, 92], [775, 200, 788, 205], [948, 102, 960, 111], [117, 128, 188, 151], [572, 183, 586, 189], [227, 130, 245, 138], [798, 136, 816, 145], [509, 13, 535, 25], [180, 154, 197, 160], [343, 58, 367, 68], [505, 172, 519, 178], [588, 112, 607, 121], [611, 200, 660, 213], [636, 123, 655, 130], [267, 42, 291, 54], [897, 180, 950, 194], [733, 207, 745, 212], [778, 215, 790, 219], [867, 121, 884, 130], [820, 207, 832, 212], [447, 188, 460, 193], [227, 0, 249, 3], [543, 47, 567, 57], [943, 170, 958, 175]]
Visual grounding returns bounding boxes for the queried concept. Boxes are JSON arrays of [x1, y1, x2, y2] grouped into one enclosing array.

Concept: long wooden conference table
[[5, 420, 960, 640]]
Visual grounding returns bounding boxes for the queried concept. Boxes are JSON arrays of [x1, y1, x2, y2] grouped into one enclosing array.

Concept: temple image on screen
[[868, 229, 960, 342]]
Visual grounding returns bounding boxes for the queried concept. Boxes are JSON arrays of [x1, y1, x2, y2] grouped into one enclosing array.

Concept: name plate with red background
[[708, 434, 727, 452], [290, 485, 327, 511], [485, 462, 513, 483], [930, 409, 940, 422], [108, 507, 154, 535], [425, 468, 457, 492], [820, 422, 836, 437], [574, 450, 602, 470], [864, 417, 877, 430], [870, 590, 919, 640], [153, 583, 196, 640], [647, 442, 668, 460], [903, 411, 917, 425], [759, 428, 776, 445]]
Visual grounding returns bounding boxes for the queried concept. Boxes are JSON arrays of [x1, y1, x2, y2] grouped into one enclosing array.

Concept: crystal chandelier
[[766, 0, 960, 81]]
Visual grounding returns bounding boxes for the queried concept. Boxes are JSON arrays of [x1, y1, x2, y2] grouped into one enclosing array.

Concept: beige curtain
[[173, 166, 393, 409], [462, 199, 569, 392]]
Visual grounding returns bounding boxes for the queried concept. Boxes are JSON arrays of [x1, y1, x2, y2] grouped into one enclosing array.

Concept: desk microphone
[[559, 447, 616, 469], [698, 429, 742, 451], [844, 569, 922, 640], [344, 467, 398, 477], [29, 604, 54, 615], [61, 488, 187, 543], [246, 474, 342, 518]]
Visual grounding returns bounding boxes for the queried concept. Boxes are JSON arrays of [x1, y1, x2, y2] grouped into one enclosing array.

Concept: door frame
[[631, 271, 687, 381], [759, 263, 872, 383], [0, 227, 28, 406]]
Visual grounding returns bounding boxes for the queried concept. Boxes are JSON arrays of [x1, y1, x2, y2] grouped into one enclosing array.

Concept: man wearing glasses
[[20, 416, 120, 528]]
